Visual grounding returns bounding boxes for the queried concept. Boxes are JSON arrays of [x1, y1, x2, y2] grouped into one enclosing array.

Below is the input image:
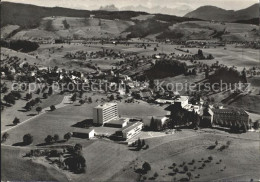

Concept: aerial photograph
[[0, 0, 259, 181]]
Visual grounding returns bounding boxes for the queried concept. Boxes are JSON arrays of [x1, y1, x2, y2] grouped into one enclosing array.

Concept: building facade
[[121, 121, 143, 140], [208, 107, 249, 128], [93, 103, 118, 125]]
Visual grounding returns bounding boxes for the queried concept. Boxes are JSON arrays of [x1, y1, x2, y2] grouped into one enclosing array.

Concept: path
[[1, 94, 72, 134]]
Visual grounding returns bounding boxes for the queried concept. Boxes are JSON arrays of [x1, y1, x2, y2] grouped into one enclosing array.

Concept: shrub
[[13, 117, 20, 125], [45, 135, 54, 144], [142, 162, 151, 172], [64, 132, 72, 141], [23, 134, 33, 145], [50, 105, 56, 111], [154, 172, 158, 178]]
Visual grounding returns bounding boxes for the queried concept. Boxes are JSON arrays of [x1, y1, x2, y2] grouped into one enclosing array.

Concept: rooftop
[[108, 118, 128, 125], [94, 102, 117, 109], [175, 96, 189, 102], [212, 108, 248, 116], [121, 121, 143, 133]]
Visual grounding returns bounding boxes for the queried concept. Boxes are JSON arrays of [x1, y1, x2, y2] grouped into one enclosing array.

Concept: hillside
[[0, 2, 146, 28], [184, 3, 259, 22]]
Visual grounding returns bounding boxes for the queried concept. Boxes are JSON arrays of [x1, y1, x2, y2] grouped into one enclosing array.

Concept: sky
[[3, 0, 258, 15]]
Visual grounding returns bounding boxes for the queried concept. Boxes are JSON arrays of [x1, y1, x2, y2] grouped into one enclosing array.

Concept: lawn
[[111, 130, 260, 181], [1, 146, 68, 182], [3, 93, 167, 146]]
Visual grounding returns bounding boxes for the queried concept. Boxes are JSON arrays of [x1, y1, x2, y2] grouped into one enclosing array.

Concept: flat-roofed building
[[73, 129, 95, 139], [120, 121, 143, 140], [93, 103, 118, 125], [104, 118, 128, 128]]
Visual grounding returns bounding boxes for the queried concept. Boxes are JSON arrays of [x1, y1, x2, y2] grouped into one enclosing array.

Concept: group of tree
[[208, 66, 247, 85], [169, 104, 200, 128], [0, 40, 39, 53], [150, 117, 164, 131], [3, 93, 16, 105], [64, 143, 86, 173], [44, 134, 60, 144], [24, 97, 41, 111], [146, 59, 188, 79]]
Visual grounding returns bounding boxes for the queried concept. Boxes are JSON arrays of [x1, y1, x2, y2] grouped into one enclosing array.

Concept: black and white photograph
[[0, 0, 260, 181]]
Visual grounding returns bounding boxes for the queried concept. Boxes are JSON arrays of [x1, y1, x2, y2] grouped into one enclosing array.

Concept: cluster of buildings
[[92, 103, 143, 140]]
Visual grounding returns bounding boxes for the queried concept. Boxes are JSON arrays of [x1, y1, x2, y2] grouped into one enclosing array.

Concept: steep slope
[[184, 3, 259, 22]]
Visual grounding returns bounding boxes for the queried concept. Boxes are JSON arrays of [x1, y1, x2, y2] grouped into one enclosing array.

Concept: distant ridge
[[184, 3, 259, 22]]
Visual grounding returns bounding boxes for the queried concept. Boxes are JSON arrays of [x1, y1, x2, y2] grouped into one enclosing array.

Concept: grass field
[[3, 93, 167, 146], [111, 130, 260, 181], [1, 146, 68, 181]]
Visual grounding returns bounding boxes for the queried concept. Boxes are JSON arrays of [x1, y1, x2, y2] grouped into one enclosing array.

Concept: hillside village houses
[[1, 50, 254, 137]]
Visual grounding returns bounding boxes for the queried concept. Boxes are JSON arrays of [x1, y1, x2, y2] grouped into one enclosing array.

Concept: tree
[[25, 93, 32, 101], [11, 91, 21, 99], [43, 93, 48, 99], [36, 88, 41, 94], [205, 68, 209, 79], [142, 162, 151, 172], [154, 47, 157, 51], [109, 95, 115, 101], [54, 134, 59, 142], [137, 138, 142, 148], [50, 105, 56, 111], [13, 117, 20, 125], [2, 132, 9, 142], [25, 102, 32, 111], [45, 135, 54, 144], [253, 121, 259, 130], [35, 97, 41, 104], [23, 134, 33, 145], [71, 93, 77, 102], [64, 132, 72, 141], [36, 107, 42, 114], [48, 87, 53, 95], [3, 94, 15, 105], [74, 143, 83, 153], [79, 99, 85, 105], [215, 140, 218, 146], [74, 154, 86, 173], [88, 97, 92, 103], [141, 139, 145, 147], [183, 165, 188, 172], [198, 49, 204, 58], [187, 172, 192, 180]]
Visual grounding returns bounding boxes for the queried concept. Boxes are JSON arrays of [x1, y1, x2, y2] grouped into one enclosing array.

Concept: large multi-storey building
[[93, 103, 118, 125], [208, 107, 249, 128]]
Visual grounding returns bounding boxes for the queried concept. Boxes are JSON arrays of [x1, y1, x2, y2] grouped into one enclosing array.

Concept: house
[[72, 129, 95, 139]]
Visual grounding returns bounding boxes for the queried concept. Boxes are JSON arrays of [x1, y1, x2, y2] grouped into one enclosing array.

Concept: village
[[1, 1, 260, 181]]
